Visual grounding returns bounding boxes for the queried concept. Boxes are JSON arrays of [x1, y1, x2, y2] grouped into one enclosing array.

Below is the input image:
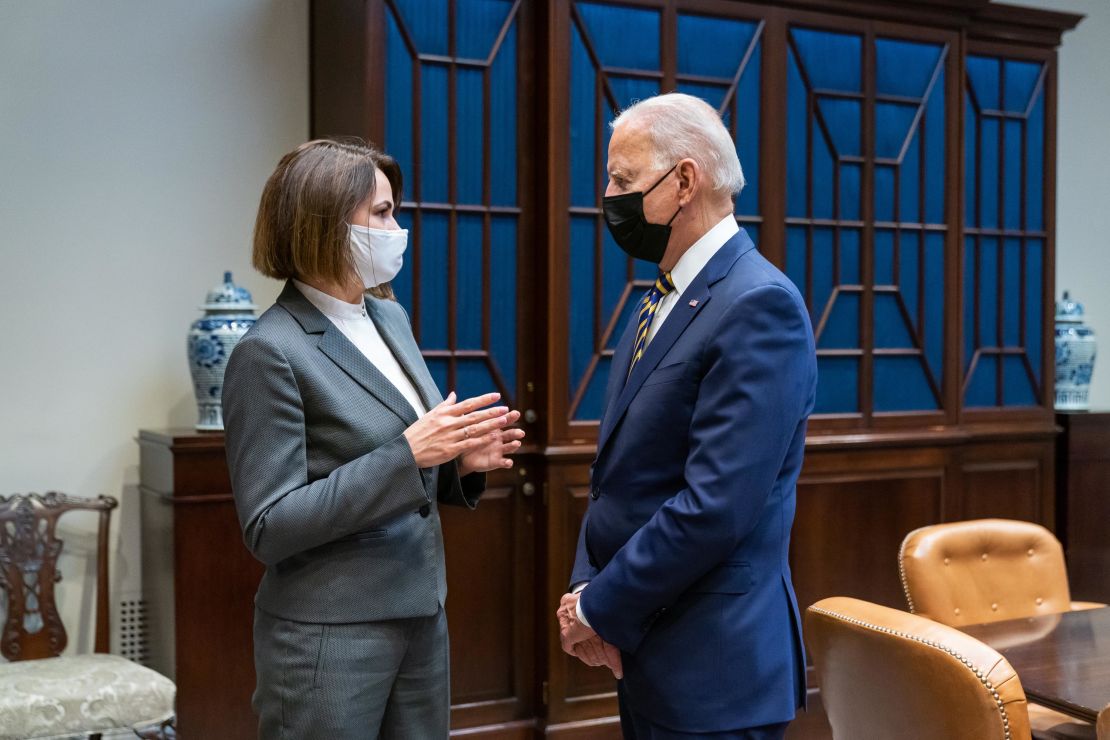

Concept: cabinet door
[[962, 49, 1053, 413], [375, 0, 539, 730], [545, 0, 768, 727], [550, 0, 766, 444], [782, 16, 958, 426], [440, 466, 537, 730], [381, 0, 537, 416]]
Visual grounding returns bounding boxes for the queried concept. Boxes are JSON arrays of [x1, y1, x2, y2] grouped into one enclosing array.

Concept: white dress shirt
[[293, 280, 428, 418], [645, 214, 739, 347], [576, 214, 741, 630]]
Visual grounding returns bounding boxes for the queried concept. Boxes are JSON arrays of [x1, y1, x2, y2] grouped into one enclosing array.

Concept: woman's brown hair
[[252, 138, 404, 300]]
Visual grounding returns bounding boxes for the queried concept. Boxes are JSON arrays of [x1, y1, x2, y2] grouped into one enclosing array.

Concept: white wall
[[1006, 0, 1110, 408], [0, 0, 307, 655]]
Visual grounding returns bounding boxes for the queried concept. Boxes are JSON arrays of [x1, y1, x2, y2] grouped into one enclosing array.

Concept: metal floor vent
[[116, 598, 150, 665]]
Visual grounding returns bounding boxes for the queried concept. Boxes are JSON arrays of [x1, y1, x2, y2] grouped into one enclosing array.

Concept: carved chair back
[[0, 492, 117, 661]]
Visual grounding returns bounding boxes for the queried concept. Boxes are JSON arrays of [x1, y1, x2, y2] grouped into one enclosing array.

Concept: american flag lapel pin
[[688, 299, 699, 307]]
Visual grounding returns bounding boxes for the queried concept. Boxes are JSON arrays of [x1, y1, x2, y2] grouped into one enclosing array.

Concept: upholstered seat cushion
[[0, 654, 174, 739]]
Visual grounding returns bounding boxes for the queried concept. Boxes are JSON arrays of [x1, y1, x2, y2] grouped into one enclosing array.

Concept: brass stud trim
[[897, 526, 933, 614], [810, 606, 1016, 740]]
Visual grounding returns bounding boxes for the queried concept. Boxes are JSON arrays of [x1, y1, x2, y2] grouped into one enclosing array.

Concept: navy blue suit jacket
[[571, 229, 817, 733]]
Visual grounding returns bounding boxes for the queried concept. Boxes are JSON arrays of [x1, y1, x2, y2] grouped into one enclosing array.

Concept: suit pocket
[[584, 518, 600, 570], [341, 527, 388, 543], [312, 625, 329, 688], [690, 562, 753, 594], [641, 361, 691, 387]]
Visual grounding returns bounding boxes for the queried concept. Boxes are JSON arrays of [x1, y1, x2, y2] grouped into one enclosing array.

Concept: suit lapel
[[318, 326, 420, 425], [596, 304, 640, 446], [366, 298, 442, 411], [277, 281, 423, 425], [595, 230, 753, 456], [595, 279, 711, 455]]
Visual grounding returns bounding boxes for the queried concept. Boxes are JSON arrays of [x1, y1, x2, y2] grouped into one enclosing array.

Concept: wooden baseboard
[[450, 719, 538, 739], [544, 716, 623, 738]]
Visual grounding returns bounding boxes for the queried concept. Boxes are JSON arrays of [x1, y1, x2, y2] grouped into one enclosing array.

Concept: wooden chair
[[0, 492, 175, 739]]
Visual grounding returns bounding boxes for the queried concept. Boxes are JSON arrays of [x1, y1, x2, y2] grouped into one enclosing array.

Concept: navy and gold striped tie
[[628, 271, 676, 377]]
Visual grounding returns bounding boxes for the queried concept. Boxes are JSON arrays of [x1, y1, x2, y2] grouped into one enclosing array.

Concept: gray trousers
[[252, 606, 450, 739]]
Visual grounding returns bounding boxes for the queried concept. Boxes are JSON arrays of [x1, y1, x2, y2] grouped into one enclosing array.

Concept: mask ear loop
[[644, 163, 678, 196], [365, 212, 378, 291], [646, 164, 682, 225], [350, 223, 367, 290]]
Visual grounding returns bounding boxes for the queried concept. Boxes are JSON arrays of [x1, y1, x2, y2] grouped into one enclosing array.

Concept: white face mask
[[349, 224, 407, 289]]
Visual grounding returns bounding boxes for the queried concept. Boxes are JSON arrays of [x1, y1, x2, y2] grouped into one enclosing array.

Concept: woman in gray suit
[[223, 139, 524, 739]]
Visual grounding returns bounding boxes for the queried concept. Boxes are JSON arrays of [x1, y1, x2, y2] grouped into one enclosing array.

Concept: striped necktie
[[628, 271, 676, 377]]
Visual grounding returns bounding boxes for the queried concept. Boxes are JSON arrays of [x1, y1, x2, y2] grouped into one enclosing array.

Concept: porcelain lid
[[201, 271, 257, 311], [1056, 291, 1085, 322]]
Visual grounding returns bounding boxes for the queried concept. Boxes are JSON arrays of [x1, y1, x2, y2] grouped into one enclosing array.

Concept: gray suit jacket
[[223, 281, 484, 623]]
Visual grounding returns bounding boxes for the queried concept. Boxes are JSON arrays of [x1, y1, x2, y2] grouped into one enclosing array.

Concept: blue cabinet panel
[[392, 0, 449, 55], [875, 357, 937, 411], [816, 358, 859, 414], [457, 0, 515, 59], [787, 26, 947, 416], [1026, 238, 1044, 386], [820, 294, 861, 350], [566, 4, 761, 423], [576, 3, 660, 69], [876, 39, 943, 98], [791, 28, 862, 91], [420, 213, 451, 349], [964, 53, 1046, 408], [677, 15, 759, 78], [386, 12, 414, 188], [734, 32, 761, 218], [457, 69, 485, 205], [457, 215, 485, 348], [385, 0, 522, 403], [1027, 94, 1045, 231], [490, 217, 518, 389], [490, 24, 518, 207], [421, 65, 450, 203]]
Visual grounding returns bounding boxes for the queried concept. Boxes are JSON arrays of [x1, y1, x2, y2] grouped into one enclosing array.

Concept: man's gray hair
[[612, 92, 745, 196]]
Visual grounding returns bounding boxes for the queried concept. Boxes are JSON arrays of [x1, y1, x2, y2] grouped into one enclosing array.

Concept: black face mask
[[602, 165, 681, 264]]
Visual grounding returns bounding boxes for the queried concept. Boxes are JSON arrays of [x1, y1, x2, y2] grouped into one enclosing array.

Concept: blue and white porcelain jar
[[187, 271, 257, 430], [1054, 291, 1097, 411]]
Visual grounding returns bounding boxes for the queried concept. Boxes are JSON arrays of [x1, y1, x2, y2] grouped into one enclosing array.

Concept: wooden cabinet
[[138, 430, 263, 740], [139, 429, 535, 739], [311, 1, 1084, 737], [1056, 411, 1110, 604]]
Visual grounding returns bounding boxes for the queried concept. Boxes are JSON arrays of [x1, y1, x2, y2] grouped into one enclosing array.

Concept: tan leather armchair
[[899, 519, 1104, 628], [899, 519, 1104, 740], [806, 596, 1031, 740]]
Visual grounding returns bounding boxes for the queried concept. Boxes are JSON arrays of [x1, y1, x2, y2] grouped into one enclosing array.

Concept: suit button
[[419, 503, 431, 518], [590, 488, 600, 500]]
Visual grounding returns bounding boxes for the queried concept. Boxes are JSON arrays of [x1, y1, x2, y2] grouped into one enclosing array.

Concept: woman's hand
[[458, 422, 526, 475], [403, 392, 515, 470]]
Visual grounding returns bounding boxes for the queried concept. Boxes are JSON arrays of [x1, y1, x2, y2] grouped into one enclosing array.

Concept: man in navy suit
[[558, 93, 817, 739]]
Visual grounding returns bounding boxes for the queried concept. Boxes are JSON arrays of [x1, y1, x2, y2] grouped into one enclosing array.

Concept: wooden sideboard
[[139, 429, 263, 740], [1055, 411, 1110, 604]]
